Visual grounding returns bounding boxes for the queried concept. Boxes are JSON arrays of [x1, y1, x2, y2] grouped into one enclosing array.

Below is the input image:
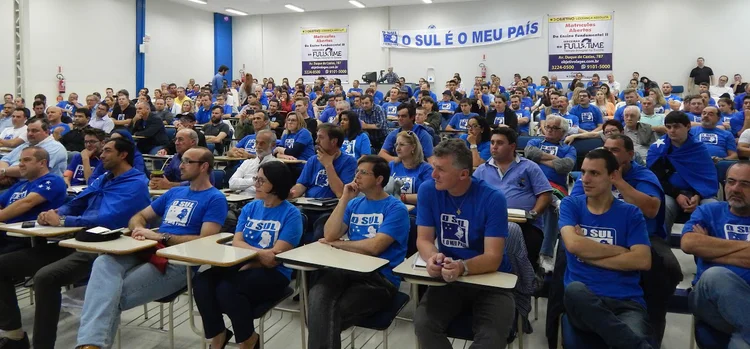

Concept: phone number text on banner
[[301, 27, 349, 82], [547, 14, 613, 79], [381, 18, 542, 49]]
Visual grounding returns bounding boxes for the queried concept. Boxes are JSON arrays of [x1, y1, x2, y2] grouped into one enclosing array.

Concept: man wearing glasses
[[64, 128, 105, 187], [308, 155, 409, 349], [379, 104, 434, 163], [75, 147, 227, 349], [151, 128, 202, 189]]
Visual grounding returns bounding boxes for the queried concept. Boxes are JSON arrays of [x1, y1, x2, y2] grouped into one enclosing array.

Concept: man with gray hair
[[622, 105, 658, 161], [414, 138, 516, 348], [640, 97, 667, 135], [131, 101, 168, 155], [228, 129, 280, 196], [228, 110, 270, 158], [150, 128, 200, 190]]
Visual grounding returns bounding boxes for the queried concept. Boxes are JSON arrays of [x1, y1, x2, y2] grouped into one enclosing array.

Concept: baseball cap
[[442, 90, 452, 95], [180, 113, 196, 122]]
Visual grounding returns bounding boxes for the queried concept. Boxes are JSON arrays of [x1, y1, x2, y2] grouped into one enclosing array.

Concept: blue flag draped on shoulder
[[380, 18, 542, 49], [647, 135, 718, 198]]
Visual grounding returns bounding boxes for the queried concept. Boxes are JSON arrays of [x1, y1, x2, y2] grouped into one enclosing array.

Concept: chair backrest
[[570, 137, 605, 171], [212, 169, 225, 189], [672, 85, 685, 95], [716, 160, 737, 185], [516, 136, 543, 150]]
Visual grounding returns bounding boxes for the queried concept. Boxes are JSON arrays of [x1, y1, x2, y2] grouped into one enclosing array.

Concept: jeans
[[540, 203, 559, 257], [76, 254, 188, 348], [689, 267, 750, 349], [564, 281, 653, 349], [414, 284, 515, 349], [307, 269, 396, 349], [193, 265, 289, 343], [0, 246, 95, 349], [664, 194, 717, 233], [641, 236, 683, 348]]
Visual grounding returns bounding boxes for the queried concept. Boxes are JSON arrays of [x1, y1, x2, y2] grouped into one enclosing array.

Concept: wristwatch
[[0, 168, 6, 177], [470, 144, 478, 149], [161, 233, 172, 245], [529, 210, 538, 220], [59, 215, 66, 227], [459, 259, 469, 276]]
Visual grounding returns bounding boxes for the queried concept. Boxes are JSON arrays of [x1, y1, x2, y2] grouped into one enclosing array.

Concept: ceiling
[[169, 0, 478, 16]]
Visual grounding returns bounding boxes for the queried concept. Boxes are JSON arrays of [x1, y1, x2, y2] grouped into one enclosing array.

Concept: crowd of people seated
[[0, 57, 747, 349]]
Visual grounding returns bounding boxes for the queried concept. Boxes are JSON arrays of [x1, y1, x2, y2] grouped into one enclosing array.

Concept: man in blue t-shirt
[[227, 110, 270, 158], [414, 139, 515, 348], [381, 88, 401, 120], [559, 149, 653, 348], [308, 155, 409, 349], [195, 93, 214, 124], [379, 103, 434, 162], [446, 99, 479, 131], [614, 89, 643, 124], [569, 90, 604, 132], [64, 128, 105, 187], [684, 95, 706, 125], [681, 161, 750, 347], [75, 147, 227, 348], [290, 123, 356, 200], [438, 90, 458, 129], [524, 115, 576, 193], [211, 65, 229, 97], [692, 106, 738, 162], [509, 95, 531, 135], [347, 80, 363, 104]]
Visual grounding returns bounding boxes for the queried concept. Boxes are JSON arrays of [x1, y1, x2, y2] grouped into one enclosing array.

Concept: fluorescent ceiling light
[[422, 0, 432, 3], [187, 0, 207, 4], [285, 4, 305, 12], [225, 8, 248, 15], [349, 0, 366, 8]]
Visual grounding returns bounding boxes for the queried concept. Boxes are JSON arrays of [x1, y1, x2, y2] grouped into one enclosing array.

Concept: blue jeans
[[76, 254, 188, 348], [690, 267, 750, 349], [564, 281, 653, 349], [540, 203, 558, 257]]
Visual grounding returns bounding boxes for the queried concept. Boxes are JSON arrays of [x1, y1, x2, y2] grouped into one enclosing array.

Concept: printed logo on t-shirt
[[350, 213, 383, 238], [392, 176, 414, 194], [441, 103, 453, 111], [580, 112, 594, 123], [440, 214, 469, 248], [117, 113, 125, 121], [164, 199, 197, 227], [387, 106, 397, 115], [74, 165, 85, 181], [459, 118, 468, 129], [314, 170, 329, 187], [342, 140, 355, 156], [724, 224, 750, 241], [245, 139, 256, 153], [494, 116, 505, 126], [540, 145, 559, 156], [515, 111, 524, 119], [699, 133, 718, 145], [2, 133, 12, 140], [284, 138, 295, 149], [243, 219, 281, 248], [580, 225, 616, 245], [723, 116, 733, 123], [9, 190, 28, 204]]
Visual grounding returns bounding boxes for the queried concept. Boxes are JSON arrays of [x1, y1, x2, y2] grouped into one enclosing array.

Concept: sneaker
[[539, 255, 555, 274], [0, 333, 30, 349]]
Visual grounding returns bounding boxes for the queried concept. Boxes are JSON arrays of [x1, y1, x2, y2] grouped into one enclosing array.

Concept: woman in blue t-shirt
[[648, 88, 671, 114], [337, 110, 371, 160], [460, 116, 492, 167], [385, 131, 433, 206], [193, 161, 303, 349], [274, 112, 315, 161]]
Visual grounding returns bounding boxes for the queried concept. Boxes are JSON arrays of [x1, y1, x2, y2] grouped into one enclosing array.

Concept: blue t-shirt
[[539, 107, 560, 121], [512, 109, 531, 134], [347, 88, 363, 103], [683, 202, 750, 286], [0, 173, 67, 223], [691, 126, 737, 158], [685, 112, 702, 123], [50, 123, 70, 136], [521, 97, 534, 110], [569, 104, 604, 131], [438, 100, 458, 115], [618, 90, 644, 101], [459, 134, 490, 161], [381, 124, 434, 158], [560, 113, 580, 128], [57, 101, 77, 116], [344, 196, 410, 287], [653, 104, 671, 114], [381, 102, 401, 118], [195, 105, 212, 124], [448, 112, 479, 130], [237, 200, 303, 280], [66, 154, 101, 186], [151, 186, 228, 236], [280, 128, 315, 161], [318, 107, 337, 123], [526, 138, 577, 187], [236, 134, 257, 155], [665, 94, 682, 103], [416, 178, 512, 272], [341, 132, 371, 159], [613, 103, 642, 124], [389, 161, 432, 195], [559, 195, 651, 304], [373, 91, 384, 105], [729, 112, 746, 137], [297, 153, 357, 199]]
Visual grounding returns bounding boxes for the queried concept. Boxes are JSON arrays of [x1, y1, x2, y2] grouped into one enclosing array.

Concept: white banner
[[301, 27, 349, 83], [380, 18, 542, 49], [548, 14, 614, 80]]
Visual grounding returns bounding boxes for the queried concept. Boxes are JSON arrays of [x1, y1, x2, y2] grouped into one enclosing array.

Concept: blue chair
[[695, 319, 730, 349], [667, 288, 696, 349], [350, 292, 410, 349], [569, 138, 604, 171], [517, 136, 543, 150], [672, 85, 685, 95], [716, 160, 737, 200], [561, 314, 608, 348], [212, 169, 226, 189]]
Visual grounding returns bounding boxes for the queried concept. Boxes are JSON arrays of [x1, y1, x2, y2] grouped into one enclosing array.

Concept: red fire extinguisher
[[56, 72, 66, 95], [479, 63, 487, 79]]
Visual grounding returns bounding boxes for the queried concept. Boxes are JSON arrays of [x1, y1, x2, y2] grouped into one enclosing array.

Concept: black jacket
[[131, 113, 169, 154]]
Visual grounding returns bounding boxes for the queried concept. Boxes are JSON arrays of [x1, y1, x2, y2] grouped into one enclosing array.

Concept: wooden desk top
[[149, 189, 169, 196], [214, 156, 245, 162], [276, 242, 388, 273], [143, 154, 172, 160], [59, 236, 157, 255], [0, 222, 84, 237], [67, 185, 88, 194], [133, 135, 146, 139], [157, 233, 257, 267], [406, 204, 415, 212], [226, 193, 254, 203], [393, 253, 518, 290]]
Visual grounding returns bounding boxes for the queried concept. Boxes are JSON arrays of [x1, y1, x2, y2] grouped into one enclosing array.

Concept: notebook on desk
[[508, 208, 526, 218], [293, 197, 339, 207], [413, 254, 427, 269]]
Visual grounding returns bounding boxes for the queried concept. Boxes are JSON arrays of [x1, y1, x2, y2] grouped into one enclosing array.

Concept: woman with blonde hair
[[239, 73, 254, 106], [571, 87, 586, 106], [648, 88, 671, 114], [274, 111, 315, 161], [594, 90, 616, 118], [384, 130, 432, 205]]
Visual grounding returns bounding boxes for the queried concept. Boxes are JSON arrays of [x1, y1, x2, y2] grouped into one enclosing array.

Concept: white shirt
[[607, 80, 621, 95], [739, 128, 750, 145], [0, 125, 27, 142], [709, 85, 734, 100], [228, 155, 280, 196], [89, 115, 115, 134]]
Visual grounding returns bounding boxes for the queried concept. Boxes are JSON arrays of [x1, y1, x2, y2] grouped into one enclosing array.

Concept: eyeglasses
[[180, 159, 205, 165], [254, 177, 267, 186], [544, 125, 562, 131], [467, 124, 482, 129], [83, 140, 100, 145], [355, 169, 374, 176], [603, 129, 619, 135]]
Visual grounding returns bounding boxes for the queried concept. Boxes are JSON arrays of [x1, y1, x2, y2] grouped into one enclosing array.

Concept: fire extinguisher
[[57, 73, 66, 95], [479, 63, 487, 79]]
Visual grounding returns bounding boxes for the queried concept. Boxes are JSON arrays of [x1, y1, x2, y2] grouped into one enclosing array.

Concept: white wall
[[25, 0, 136, 101], [233, 7, 390, 85], [0, 0, 14, 96], [145, 0, 214, 92], [233, 0, 750, 90]]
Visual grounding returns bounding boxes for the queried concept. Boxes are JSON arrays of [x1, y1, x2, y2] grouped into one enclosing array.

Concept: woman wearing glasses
[[274, 112, 315, 161], [460, 116, 492, 167], [193, 161, 303, 349], [384, 131, 432, 206], [337, 110, 371, 160]]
